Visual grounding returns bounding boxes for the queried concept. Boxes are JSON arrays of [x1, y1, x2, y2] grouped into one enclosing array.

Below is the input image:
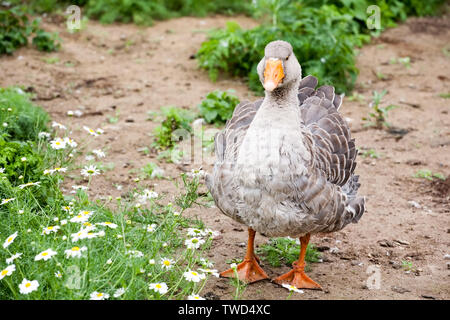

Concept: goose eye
[[285, 55, 289, 61]]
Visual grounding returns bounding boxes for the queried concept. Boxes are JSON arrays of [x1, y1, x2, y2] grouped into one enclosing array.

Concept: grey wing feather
[[298, 75, 356, 187], [298, 75, 365, 226]]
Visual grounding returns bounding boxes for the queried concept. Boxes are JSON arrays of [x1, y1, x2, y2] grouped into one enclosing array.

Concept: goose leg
[[220, 228, 269, 283], [273, 233, 322, 290]]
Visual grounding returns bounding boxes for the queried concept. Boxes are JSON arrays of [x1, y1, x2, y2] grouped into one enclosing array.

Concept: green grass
[[362, 90, 398, 129], [413, 169, 445, 181], [360, 148, 381, 159], [256, 237, 321, 269], [0, 87, 50, 142]]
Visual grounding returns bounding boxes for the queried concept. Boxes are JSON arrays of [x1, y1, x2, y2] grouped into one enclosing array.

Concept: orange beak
[[263, 58, 284, 91]]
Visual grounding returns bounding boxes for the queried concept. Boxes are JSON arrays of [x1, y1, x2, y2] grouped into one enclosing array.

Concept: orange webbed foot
[[220, 257, 269, 284], [273, 262, 322, 290]]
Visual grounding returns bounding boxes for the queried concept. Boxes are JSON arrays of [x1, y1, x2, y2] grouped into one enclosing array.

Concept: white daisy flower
[[282, 283, 304, 293], [142, 189, 158, 199], [189, 168, 206, 178], [64, 246, 87, 258], [90, 291, 110, 300], [92, 149, 106, 158], [126, 250, 144, 258], [185, 237, 205, 250], [73, 110, 83, 117], [1, 198, 15, 206], [19, 278, 39, 294], [52, 121, 67, 130], [42, 225, 60, 235], [51, 167, 67, 174], [187, 228, 206, 237], [60, 219, 68, 226], [146, 224, 157, 233], [3, 231, 18, 248], [160, 258, 174, 270], [19, 181, 41, 189], [204, 228, 221, 239], [113, 288, 125, 298], [198, 268, 220, 278], [149, 282, 168, 295], [50, 137, 67, 150], [63, 137, 77, 148], [70, 214, 90, 223], [149, 259, 155, 265], [97, 222, 118, 229], [55, 271, 62, 278], [38, 132, 51, 139], [188, 294, 206, 300], [0, 167, 5, 173], [6, 253, 22, 264], [83, 126, 99, 136], [35, 249, 57, 261], [85, 155, 95, 161], [0, 264, 16, 280], [183, 270, 206, 283], [72, 185, 88, 191], [199, 258, 214, 268], [81, 165, 100, 177], [106, 259, 113, 265], [96, 128, 104, 135], [20, 157, 27, 162]]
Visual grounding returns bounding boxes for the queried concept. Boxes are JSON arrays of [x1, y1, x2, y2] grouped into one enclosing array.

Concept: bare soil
[[0, 14, 449, 300]]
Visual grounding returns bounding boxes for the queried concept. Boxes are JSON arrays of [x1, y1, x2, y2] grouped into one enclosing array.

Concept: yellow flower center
[[1, 270, 7, 276], [155, 284, 161, 289], [191, 272, 198, 276], [97, 293, 103, 297], [7, 237, 13, 243], [163, 261, 170, 266], [42, 252, 48, 256], [72, 247, 80, 251], [25, 283, 31, 288]]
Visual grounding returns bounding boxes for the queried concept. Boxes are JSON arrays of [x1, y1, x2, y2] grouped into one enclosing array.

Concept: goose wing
[[298, 75, 357, 187]]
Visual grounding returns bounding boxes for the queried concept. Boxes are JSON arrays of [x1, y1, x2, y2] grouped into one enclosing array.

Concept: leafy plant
[[197, 0, 445, 95], [363, 90, 398, 129], [256, 237, 321, 268], [360, 148, 381, 159], [413, 169, 445, 181], [0, 138, 43, 184], [152, 106, 195, 150], [140, 162, 164, 180], [85, 0, 252, 25], [32, 29, 61, 52], [0, 6, 61, 55], [198, 90, 240, 124]]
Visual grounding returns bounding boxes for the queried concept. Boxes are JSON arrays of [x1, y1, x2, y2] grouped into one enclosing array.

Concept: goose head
[[257, 40, 302, 93]]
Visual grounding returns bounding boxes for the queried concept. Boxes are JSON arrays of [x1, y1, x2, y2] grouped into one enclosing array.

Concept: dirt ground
[[0, 13, 449, 300]]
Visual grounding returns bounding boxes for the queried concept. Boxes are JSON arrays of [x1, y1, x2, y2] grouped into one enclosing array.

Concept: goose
[[205, 40, 365, 290]]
